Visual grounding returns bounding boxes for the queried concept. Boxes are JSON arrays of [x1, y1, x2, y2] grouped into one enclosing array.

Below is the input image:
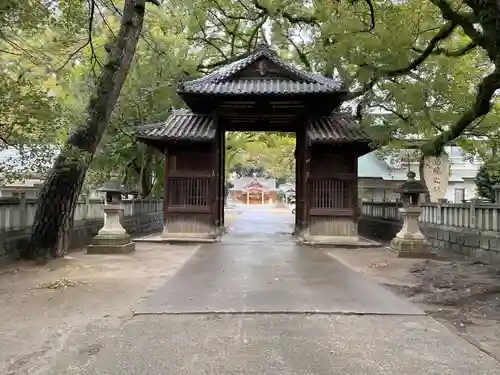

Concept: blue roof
[[357, 152, 391, 179], [358, 152, 464, 182]]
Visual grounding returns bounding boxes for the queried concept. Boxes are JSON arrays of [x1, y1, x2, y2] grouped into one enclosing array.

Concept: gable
[[245, 181, 266, 190], [231, 56, 303, 82], [178, 44, 342, 95]]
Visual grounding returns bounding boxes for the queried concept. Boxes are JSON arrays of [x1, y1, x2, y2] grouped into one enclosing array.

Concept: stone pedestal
[[390, 206, 435, 258], [87, 204, 135, 254]]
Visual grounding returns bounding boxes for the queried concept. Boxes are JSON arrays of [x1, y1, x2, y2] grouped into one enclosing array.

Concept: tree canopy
[[475, 161, 500, 202], [2, 0, 500, 258]]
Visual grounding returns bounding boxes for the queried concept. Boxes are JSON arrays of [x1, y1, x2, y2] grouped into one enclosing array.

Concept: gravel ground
[[0, 243, 198, 375]]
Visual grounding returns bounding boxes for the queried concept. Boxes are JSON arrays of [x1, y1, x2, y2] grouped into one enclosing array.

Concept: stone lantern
[[390, 171, 435, 258], [86, 176, 135, 254]]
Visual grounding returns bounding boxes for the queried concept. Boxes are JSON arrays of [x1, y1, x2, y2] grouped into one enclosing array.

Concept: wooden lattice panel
[[168, 177, 210, 206], [310, 179, 354, 209]]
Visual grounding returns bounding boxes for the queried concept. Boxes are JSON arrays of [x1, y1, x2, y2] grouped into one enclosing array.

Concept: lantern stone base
[[86, 233, 135, 254], [86, 202, 135, 254], [389, 206, 436, 259], [389, 236, 436, 259]]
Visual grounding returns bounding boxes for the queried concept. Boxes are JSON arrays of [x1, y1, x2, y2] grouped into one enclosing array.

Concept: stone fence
[[0, 197, 163, 263], [359, 201, 500, 262]]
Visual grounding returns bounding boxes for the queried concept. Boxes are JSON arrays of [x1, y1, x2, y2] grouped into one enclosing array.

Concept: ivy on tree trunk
[[25, 0, 160, 261]]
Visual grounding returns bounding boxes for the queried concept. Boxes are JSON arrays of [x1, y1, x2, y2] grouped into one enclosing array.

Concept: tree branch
[[251, 0, 319, 25], [247, 15, 268, 49], [0, 48, 21, 56], [344, 22, 456, 100], [421, 68, 500, 156], [429, 0, 490, 53], [362, 0, 376, 32], [412, 41, 477, 57], [212, 0, 263, 21]]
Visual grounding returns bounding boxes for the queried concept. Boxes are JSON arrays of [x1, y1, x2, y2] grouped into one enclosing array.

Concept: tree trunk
[[418, 154, 431, 203], [139, 147, 153, 198], [25, 0, 155, 261]]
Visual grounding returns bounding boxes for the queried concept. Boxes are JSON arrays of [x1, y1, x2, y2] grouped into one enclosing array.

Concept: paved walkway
[[51, 205, 500, 374], [138, 206, 420, 315]]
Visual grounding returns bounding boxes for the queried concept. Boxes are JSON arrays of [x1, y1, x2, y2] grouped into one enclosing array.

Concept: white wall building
[[358, 146, 482, 203]]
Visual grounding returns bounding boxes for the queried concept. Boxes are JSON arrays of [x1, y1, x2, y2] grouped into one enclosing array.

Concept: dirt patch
[[328, 247, 500, 361], [383, 259, 500, 359], [0, 242, 198, 375]]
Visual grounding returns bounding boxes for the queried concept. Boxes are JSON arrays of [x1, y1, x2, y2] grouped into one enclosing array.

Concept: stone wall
[[358, 216, 400, 243], [0, 211, 163, 264], [359, 216, 500, 263], [422, 224, 500, 263]]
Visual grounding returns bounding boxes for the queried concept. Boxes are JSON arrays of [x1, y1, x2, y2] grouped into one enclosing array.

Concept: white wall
[[444, 180, 478, 202], [359, 178, 479, 203]]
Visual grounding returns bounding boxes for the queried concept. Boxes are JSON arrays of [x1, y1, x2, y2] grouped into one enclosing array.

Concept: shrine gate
[[137, 44, 372, 245]]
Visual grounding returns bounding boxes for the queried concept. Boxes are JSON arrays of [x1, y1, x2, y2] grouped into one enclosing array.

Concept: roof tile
[[137, 110, 370, 144], [181, 79, 339, 95], [308, 114, 371, 143], [179, 44, 342, 95], [136, 109, 215, 142]]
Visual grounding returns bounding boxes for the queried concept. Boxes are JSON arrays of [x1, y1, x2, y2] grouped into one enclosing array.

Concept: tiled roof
[[137, 110, 369, 144], [136, 109, 215, 142], [230, 177, 277, 190], [179, 79, 339, 95], [358, 152, 392, 179], [308, 114, 371, 143], [178, 44, 342, 95]]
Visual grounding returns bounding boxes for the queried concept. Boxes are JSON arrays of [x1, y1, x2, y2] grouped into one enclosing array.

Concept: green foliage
[[225, 132, 295, 182], [1, 0, 499, 190], [474, 162, 500, 203], [0, 0, 87, 182]]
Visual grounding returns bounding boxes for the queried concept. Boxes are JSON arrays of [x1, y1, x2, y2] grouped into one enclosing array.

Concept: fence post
[[494, 185, 500, 203], [19, 192, 27, 230], [470, 199, 477, 229], [82, 195, 90, 220], [435, 202, 441, 225]]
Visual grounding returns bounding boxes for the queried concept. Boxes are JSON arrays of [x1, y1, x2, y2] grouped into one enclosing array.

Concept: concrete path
[[50, 205, 500, 374], [52, 315, 500, 375], [138, 206, 421, 314]]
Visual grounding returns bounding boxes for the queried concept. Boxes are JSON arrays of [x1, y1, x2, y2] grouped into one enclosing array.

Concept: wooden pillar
[[352, 154, 360, 227], [304, 134, 311, 231], [294, 135, 300, 233], [211, 116, 222, 232], [219, 128, 225, 227], [295, 126, 308, 235], [163, 147, 169, 227]]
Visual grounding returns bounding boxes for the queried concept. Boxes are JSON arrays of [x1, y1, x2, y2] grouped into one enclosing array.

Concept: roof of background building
[[230, 177, 278, 191], [358, 152, 465, 182], [357, 152, 392, 179], [278, 183, 296, 192]]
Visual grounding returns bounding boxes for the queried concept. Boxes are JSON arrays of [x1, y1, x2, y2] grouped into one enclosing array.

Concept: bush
[[474, 161, 500, 203]]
